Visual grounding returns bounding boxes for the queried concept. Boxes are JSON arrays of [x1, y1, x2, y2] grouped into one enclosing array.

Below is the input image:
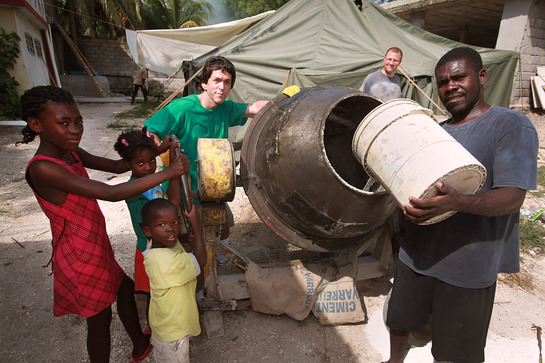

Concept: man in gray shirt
[[360, 47, 402, 101], [383, 47, 538, 363]]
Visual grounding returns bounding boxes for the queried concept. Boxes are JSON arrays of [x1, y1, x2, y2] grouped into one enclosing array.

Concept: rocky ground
[[0, 99, 544, 362]]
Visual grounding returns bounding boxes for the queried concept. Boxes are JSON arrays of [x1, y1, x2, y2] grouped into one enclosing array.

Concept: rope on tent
[[155, 66, 204, 111], [397, 66, 447, 116], [147, 64, 188, 100], [283, 69, 291, 88], [360, 9, 447, 116]]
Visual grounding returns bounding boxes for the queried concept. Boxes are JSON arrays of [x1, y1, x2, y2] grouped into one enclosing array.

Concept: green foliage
[[221, 0, 289, 18], [519, 217, 545, 254], [529, 165, 545, 197], [54, 0, 145, 37], [106, 120, 138, 132], [0, 193, 19, 218], [538, 165, 545, 187], [107, 101, 160, 131], [115, 100, 160, 119], [141, 0, 213, 29], [0, 28, 21, 118], [522, 164, 545, 254], [56, 0, 214, 35]]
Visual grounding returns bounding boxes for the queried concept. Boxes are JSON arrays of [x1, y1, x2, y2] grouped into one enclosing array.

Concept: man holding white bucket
[[383, 47, 538, 363], [360, 47, 403, 101]]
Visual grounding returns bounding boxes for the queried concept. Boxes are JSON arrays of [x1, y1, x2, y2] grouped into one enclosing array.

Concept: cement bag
[[245, 261, 333, 321], [312, 250, 366, 325]]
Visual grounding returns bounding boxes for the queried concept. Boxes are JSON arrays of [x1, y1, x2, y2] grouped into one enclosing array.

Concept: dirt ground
[[1, 99, 544, 363]]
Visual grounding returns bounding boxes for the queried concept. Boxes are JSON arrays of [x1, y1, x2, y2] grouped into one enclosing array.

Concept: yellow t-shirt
[[143, 241, 201, 342]]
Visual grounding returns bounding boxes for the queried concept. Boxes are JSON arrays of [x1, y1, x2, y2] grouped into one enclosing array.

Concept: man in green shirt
[[144, 56, 267, 263]]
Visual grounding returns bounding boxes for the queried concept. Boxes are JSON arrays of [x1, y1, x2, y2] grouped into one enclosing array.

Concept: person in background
[[132, 67, 149, 105], [383, 47, 538, 363], [144, 55, 268, 265], [360, 47, 403, 102]]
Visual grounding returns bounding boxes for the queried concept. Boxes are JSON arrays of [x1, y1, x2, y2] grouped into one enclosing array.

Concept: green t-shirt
[[144, 94, 248, 192]]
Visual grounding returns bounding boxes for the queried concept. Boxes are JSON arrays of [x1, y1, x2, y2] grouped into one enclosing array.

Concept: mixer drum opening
[[323, 96, 382, 191]]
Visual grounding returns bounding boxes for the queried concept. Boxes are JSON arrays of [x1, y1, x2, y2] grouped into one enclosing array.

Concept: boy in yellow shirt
[[142, 198, 206, 362]]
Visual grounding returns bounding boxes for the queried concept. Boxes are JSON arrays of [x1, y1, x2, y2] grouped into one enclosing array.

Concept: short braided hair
[[435, 47, 483, 74], [17, 86, 76, 145]]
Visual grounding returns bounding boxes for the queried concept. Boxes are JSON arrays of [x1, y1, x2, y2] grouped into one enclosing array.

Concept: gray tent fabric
[[125, 11, 273, 75], [187, 0, 518, 145]]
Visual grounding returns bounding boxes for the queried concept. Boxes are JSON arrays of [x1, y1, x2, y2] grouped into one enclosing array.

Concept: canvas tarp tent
[[186, 0, 517, 111], [125, 11, 273, 75], [182, 0, 518, 145], [129, 0, 518, 147]]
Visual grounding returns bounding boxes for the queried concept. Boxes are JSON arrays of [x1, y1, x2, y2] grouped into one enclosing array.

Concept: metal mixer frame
[[195, 138, 396, 338]]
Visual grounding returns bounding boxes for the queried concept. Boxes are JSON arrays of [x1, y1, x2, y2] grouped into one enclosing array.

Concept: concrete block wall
[[75, 37, 137, 95], [511, 0, 545, 109], [60, 75, 111, 97]]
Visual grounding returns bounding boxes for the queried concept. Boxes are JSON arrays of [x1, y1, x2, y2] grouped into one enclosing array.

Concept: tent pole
[[155, 66, 204, 111], [53, 20, 107, 98], [396, 66, 446, 116], [283, 70, 291, 88]]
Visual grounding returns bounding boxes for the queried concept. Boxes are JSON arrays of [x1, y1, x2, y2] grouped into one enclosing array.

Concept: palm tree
[[222, 0, 289, 18], [53, 0, 136, 38], [104, 0, 152, 30], [52, 0, 213, 40], [141, 0, 214, 29]]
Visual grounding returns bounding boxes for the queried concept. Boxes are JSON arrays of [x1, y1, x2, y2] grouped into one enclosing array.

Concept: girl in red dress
[[20, 85, 189, 363]]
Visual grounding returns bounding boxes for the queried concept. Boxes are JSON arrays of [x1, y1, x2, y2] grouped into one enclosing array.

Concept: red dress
[[26, 153, 124, 317]]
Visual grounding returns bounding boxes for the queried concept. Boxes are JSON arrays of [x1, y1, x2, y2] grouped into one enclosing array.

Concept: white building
[[0, 0, 60, 95]]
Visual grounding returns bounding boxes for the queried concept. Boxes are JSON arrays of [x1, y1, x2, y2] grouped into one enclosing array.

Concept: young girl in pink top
[[20, 85, 189, 362]]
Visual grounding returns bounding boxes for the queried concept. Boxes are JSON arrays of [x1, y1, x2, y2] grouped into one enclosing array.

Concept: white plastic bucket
[[352, 99, 486, 225]]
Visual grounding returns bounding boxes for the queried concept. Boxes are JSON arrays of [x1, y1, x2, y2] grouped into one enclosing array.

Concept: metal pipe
[[170, 135, 192, 213]]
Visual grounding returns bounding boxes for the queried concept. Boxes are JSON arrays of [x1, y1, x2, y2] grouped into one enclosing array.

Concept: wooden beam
[[53, 20, 106, 98]]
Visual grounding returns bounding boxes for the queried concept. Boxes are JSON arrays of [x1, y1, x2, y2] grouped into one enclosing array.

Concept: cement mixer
[[240, 86, 398, 252], [196, 87, 399, 335], [198, 86, 485, 335]]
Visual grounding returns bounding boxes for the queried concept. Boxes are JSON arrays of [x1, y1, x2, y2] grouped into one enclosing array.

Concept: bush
[[114, 100, 160, 119], [0, 28, 21, 118], [519, 216, 545, 254]]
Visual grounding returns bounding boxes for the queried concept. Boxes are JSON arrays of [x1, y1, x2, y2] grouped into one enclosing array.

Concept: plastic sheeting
[[125, 11, 273, 75]]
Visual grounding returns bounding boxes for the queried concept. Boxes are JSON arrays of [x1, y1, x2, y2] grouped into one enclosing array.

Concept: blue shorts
[[386, 261, 496, 363]]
